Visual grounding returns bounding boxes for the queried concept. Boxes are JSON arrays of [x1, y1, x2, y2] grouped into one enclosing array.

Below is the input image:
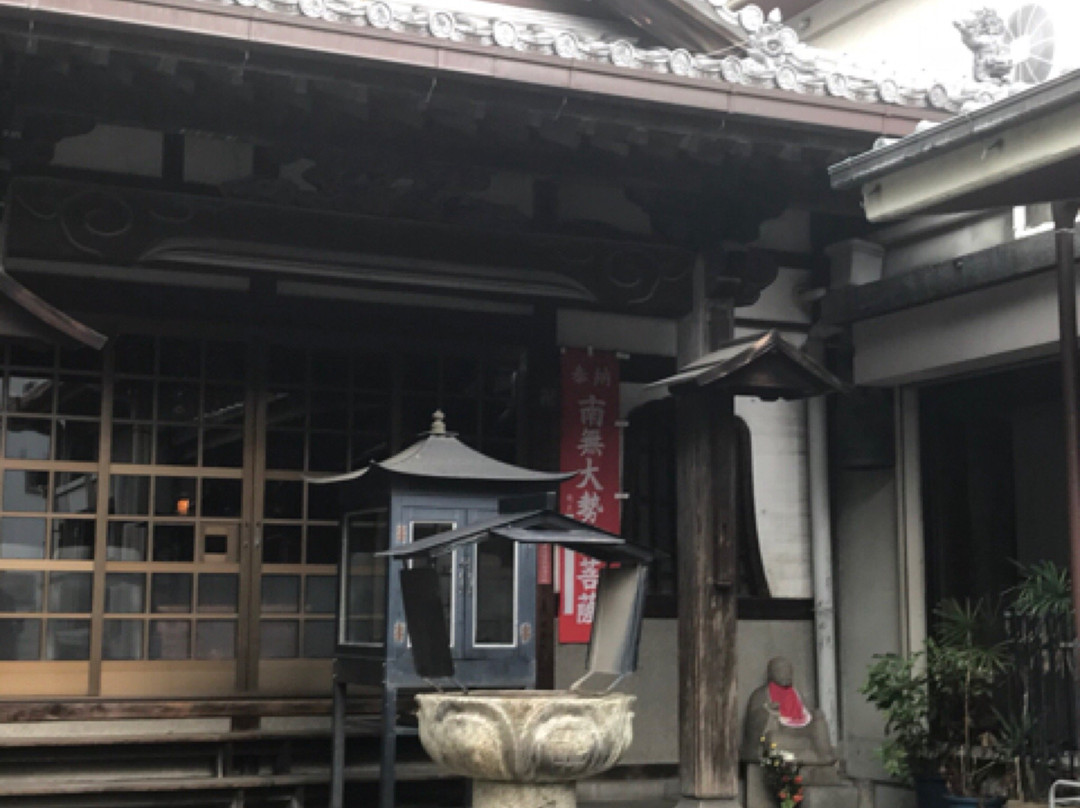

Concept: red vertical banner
[[557, 347, 620, 643]]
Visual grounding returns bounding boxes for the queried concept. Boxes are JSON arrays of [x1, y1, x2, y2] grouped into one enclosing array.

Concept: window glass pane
[[267, 390, 306, 429], [107, 521, 147, 561], [261, 575, 300, 613], [158, 339, 201, 379], [305, 576, 336, 614], [55, 419, 99, 462], [202, 429, 243, 468], [48, 572, 92, 613], [114, 336, 155, 375], [156, 424, 198, 466], [0, 618, 41, 659], [10, 344, 55, 370], [352, 393, 389, 432], [106, 574, 145, 614], [264, 480, 302, 520], [403, 355, 438, 393], [157, 382, 200, 423], [111, 423, 153, 465], [154, 524, 196, 562], [7, 372, 53, 414], [195, 620, 235, 660], [474, 540, 515, 645], [0, 571, 43, 612], [113, 379, 154, 420], [5, 418, 51, 460], [110, 475, 150, 515], [309, 391, 348, 430], [202, 479, 241, 518], [344, 511, 387, 645], [156, 477, 197, 517], [310, 351, 348, 390], [203, 386, 245, 427], [53, 471, 97, 514], [103, 620, 143, 660], [56, 376, 101, 417], [352, 354, 390, 389], [308, 433, 347, 472], [0, 517, 46, 559], [303, 621, 334, 658], [51, 519, 95, 559], [46, 619, 90, 660], [268, 347, 306, 386], [198, 574, 238, 613], [149, 620, 190, 659], [151, 573, 192, 613], [351, 433, 387, 469], [59, 345, 102, 373], [205, 341, 246, 381], [263, 525, 301, 564], [267, 431, 304, 470], [306, 482, 338, 521], [4, 469, 48, 512], [260, 620, 298, 658], [306, 525, 339, 565]]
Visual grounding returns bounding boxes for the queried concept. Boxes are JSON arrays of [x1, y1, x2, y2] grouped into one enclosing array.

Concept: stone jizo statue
[[740, 656, 836, 766]]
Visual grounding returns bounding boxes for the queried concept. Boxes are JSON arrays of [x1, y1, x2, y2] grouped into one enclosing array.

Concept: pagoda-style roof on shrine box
[[310, 412, 573, 486], [648, 330, 848, 401], [382, 508, 653, 565]]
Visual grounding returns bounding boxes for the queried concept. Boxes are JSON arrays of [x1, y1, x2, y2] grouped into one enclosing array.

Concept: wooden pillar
[[675, 256, 739, 806]]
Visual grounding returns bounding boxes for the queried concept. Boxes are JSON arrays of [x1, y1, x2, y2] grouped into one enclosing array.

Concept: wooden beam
[[820, 229, 1067, 325], [674, 261, 739, 806]]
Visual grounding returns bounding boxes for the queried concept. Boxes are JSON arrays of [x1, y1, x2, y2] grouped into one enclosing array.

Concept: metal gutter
[[830, 69, 1080, 189], [0, 0, 935, 137]]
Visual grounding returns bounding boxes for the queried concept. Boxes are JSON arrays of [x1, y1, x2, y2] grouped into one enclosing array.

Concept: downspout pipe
[[807, 392, 839, 742], [1052, 200, 1080, 754]]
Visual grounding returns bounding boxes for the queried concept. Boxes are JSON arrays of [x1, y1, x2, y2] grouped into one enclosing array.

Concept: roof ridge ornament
[[203, 0, 1016, 114], [430, 409, 447, 436]]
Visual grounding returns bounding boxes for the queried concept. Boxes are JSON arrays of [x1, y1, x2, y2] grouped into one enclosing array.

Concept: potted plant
[[863, 598, 1012, 808]]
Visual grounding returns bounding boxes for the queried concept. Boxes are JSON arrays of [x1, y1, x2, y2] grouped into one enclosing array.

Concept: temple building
[[0, 0, 1039, 805]]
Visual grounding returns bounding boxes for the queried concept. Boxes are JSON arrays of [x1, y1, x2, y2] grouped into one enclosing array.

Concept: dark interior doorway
[[920, 359, 1067, 609]]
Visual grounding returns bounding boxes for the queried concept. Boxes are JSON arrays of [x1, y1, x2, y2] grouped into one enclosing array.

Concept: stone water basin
[[416, 690, 635, 808]]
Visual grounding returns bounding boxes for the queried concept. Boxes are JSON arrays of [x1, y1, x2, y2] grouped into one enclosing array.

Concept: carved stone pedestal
[[416, 690, 635, 808], [473, 781, 575, 808]]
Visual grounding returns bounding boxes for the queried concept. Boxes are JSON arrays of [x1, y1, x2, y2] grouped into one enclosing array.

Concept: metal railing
[[1006, 611, 1078, 797]]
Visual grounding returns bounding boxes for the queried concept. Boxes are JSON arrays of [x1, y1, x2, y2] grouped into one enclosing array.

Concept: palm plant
[[863, 598, 1012, 799]]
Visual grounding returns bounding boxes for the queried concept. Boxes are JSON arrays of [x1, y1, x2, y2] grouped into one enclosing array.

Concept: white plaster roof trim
[[211, 0, 1013, 113]]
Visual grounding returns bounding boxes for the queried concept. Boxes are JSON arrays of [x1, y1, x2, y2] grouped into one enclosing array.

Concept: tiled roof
[[205, 0, 1013, 112]]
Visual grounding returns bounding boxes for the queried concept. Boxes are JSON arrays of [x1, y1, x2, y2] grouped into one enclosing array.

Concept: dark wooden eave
[[0, 263, 106, 348]]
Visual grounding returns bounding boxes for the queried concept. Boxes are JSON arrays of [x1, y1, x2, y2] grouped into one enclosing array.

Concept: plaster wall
[[553, 617, 816, 765], [52, 125, 163, 177], [851, 268, 1069, 386]]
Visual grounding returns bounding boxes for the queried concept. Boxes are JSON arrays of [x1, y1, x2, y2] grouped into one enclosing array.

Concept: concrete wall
[[554, 617, 816, 765], [834, 468, 902, 782], [852, 268, 1072, 386]]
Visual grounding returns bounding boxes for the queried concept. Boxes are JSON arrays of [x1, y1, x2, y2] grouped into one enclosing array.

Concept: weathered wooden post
[[652, 319, 847, 808]]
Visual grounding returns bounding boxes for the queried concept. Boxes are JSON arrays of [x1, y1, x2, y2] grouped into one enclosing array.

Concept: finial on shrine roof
[[430, 410, 447, 435]]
